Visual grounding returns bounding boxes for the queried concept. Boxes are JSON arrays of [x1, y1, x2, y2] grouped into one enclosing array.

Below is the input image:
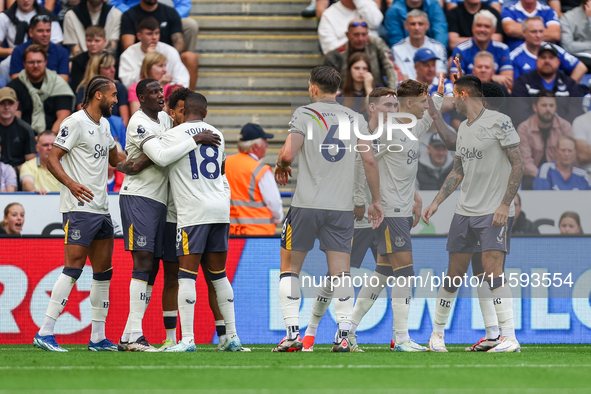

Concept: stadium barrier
[[1, 191, 590, 236], [1, 237, 590, 345]]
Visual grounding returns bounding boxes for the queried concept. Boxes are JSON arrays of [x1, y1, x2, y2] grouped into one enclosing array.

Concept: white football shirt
[[53, 109, 116, 214], [289, 101, 370, 211], [120, 110, 173, 205], [455, 108, 520, 216], [159, 120, 229, 229], [353, 94, 443, 217]]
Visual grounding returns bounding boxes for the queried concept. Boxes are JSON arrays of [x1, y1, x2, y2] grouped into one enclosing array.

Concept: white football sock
[[90, 279, 110, 343], [39, 273, 77, 336], [391, 278, 412, 344], [351, 271, 388, 333], [128, 279, 148, 343], [433, 286, 458, 334], [279, 275, 301, 335], [178, 278, 196, 343], [211, 277, 237, 336], [477, 282, 500, 339], [145, 285, 153, 310], [491, 284, 515, 339], [333, 274, 354, 340], [304, 278, 333, 337]]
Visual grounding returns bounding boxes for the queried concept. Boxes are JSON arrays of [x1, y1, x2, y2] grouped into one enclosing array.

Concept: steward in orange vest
[[226, 124, 283, 235]]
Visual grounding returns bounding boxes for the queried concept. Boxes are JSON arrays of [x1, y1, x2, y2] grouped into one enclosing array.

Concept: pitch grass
[[1, 344, 591, 393]]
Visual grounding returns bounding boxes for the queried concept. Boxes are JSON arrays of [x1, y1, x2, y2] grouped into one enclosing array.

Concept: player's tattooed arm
[[117, 154, 154, 175], [422, 156, 463, 225], [171, 33, 185, 53], [501, 144, 524, 206], [434, 156, 463, 205]]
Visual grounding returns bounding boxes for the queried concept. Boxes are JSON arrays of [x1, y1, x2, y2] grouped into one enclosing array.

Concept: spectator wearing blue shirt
[[510, 16, 587, 81], [9, 15, 69, 82], [533, 136, 591, 189], [384, 0, 448, 48], [412, 48, 454, 114], [451, 10, 513, 90], [501, 0, 561, 51]]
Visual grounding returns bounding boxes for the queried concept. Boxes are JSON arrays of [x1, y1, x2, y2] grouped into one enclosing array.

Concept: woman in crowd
[[559, 212, 583, 234], [338, 52, 375, 119], [76, 52, 130, 126], [0, 202, 24, 235], [127, 52, 172, 115]]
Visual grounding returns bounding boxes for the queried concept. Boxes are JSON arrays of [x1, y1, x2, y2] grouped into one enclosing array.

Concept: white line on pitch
[[1, 364, 591, 371]]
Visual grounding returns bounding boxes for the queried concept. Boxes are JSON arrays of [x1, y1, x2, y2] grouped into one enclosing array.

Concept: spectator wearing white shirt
[[317, 0, 383, 55], [62, 0, 122, 57], [118, 16, 189, 89], [392, 9, 447, 80]]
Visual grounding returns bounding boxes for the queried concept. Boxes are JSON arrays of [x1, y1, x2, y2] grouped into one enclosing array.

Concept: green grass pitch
[[1, 344, 591, 393]]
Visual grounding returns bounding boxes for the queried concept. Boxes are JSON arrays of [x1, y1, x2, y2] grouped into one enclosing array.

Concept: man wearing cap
[[225, 123, 283, 235], [512, 43, 583, 125], [413, 48, 454, 97], [510, 16, 586, 82], [324, 20, 397, 89], [450, 10, 513, 89], [416, 133, 454, 190], [392, 9, 447, 80], [0, 86, 36, 173]]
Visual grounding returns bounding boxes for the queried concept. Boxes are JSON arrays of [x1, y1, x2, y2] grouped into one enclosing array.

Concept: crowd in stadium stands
[[0, 0, 589, 231]]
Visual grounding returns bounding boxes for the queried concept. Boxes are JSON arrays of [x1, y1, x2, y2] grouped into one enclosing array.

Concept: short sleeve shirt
[[0, 117, 36, 167], [120, 4, 182, 47], [53, 110, 116, 214], [510, 42, 580, 80], [501, 1, 561, 51], [451, 38, 513, 75], [120, 110, 173, 205], [289, 101, 370, 211], [9, 41, 70, 76], [447, 3, 503, 38], [455, 108, 520, 216]]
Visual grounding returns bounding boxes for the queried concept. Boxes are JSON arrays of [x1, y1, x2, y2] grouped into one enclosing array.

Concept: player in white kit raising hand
[[157, 93, 244, 352], [34, 76, 125, 352], [422, 75, 524, 353]]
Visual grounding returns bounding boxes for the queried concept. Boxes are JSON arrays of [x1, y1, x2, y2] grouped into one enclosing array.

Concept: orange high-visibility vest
[[226, 152, 276, 235]]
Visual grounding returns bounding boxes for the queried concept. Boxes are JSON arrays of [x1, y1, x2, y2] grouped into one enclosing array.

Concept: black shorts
[[350, 227, 378, 268], [120, 195, 167, 257], [176, 223, 230, 256], [281, 207, 354, 254], [62, 212, 114, 247]]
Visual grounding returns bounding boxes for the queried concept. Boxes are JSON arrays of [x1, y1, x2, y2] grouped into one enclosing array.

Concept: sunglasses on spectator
[[32, 15, 51, 22], [349, 21, 368, 28]]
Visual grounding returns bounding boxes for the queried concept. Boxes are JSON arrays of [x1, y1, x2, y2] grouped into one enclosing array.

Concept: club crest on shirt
[[477, 127, 487, 140], [60, 126, 69, 138], [71, 229, 81, 241], [395, 236, 406, 248], [137, 236, 147, 247]]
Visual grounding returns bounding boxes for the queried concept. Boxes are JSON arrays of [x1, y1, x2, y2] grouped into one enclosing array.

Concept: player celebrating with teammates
[[157, 93, 244, 352], [118, 80, 220, 352], [273, 66, 383, 353], [422, 75, 524, 353], [34, 76, 125, 352]]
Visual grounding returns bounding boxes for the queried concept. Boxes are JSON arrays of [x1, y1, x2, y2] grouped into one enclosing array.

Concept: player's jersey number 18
[[189, 145, 220, 180]]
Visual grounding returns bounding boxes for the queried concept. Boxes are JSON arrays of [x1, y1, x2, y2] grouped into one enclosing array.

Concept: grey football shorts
[[281, 207, 354, 254], [120, 195, 167, 257], [62, 212, 114, 247], [351, 227, 378, 268], [446, 213, 514, 254], [176, 223, 230, 256], [375, 217, 413, 256]]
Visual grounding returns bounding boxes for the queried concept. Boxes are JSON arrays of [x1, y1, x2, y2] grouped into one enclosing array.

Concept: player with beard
[[117, 79, 220, 352], [34, 75, 125, 352], [422, 75, 524, 353]]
